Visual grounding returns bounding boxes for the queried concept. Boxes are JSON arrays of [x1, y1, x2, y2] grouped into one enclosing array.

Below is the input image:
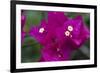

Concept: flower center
[[39, 27, 45, 33], [65, 25, 73, 37], [65, 31, 70, 36], [68, 26, 73, 31]]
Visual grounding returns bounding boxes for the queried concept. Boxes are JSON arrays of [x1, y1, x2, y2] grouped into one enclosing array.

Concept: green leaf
[[83, 14, 90, 28], [24, 10, 43, 32], [21, 36, 42, 63]]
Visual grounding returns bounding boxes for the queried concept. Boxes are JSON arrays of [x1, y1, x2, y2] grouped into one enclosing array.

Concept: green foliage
[[24, 11, 43, 32], [21, 35, 42, 63]]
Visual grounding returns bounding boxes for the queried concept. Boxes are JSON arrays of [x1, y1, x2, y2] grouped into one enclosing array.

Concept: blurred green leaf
[[21, 36, 42, 63], [84, 39, 90, 49], [83, 14, 90, 28], [65, 12, 76, 18], [24, 11, 43, 32]]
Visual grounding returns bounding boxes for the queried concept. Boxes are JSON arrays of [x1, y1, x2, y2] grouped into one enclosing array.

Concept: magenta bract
[[29, 12, 90, 61]]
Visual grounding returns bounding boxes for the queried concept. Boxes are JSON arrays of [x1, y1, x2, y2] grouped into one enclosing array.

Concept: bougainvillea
[[28, 11, 90, 61]]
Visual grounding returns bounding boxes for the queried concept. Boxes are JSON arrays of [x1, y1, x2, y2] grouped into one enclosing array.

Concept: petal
[[48, 11, 68, 28], [63, 19, 82, 38], [56, 15, 90, 49], [29, 26, 46, 45], [40, 19, 47, 29], [29, 20, 48, 45], [41, 42, 72, 61], [42, 30, 57, 45], [72, 16, 90, 47]]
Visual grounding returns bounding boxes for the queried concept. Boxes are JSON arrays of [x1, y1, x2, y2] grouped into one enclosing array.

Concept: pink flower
[[29, 12, 90, 61]]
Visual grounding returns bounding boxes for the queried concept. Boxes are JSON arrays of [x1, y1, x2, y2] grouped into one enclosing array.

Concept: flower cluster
[[22, 11, 90, 62], [29, 12, 90, 61]]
